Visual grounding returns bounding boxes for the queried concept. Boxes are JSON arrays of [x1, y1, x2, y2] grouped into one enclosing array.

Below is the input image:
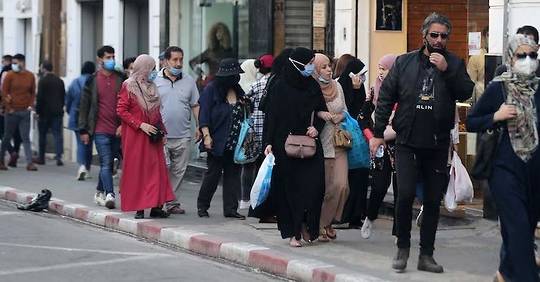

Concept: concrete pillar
[[2, 0, 25, 56], [66, 0, 81, 83], [103, 0, 123, 62], [149, 0, 161, 64], [489, 0, 505, 55]]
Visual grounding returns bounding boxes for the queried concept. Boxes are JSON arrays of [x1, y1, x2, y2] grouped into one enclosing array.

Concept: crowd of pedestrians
[[1, 11, 540, 280]]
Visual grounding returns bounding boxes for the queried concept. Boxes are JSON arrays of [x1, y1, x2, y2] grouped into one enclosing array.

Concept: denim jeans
[[0, 110, 33, 164], [94, 133, 120, 196], [38, 115, 64, 161], [0, 114, 22, 154], [75, 131, 93, 170]]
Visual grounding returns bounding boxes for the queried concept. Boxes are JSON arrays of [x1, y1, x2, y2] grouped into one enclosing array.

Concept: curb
[[0, 186, 389, 282]]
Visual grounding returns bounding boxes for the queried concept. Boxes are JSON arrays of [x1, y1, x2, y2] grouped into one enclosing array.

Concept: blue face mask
[[169, 66, 182, 77], [148, 70, 158, 82], [289, 58, 315, 77], [301, 63, 315, 77], [103, 59, 116, 71]]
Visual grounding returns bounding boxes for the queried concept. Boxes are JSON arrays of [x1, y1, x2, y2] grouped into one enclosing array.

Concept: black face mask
[[425, 41, 447, 56], [216, 74, 240, 89]]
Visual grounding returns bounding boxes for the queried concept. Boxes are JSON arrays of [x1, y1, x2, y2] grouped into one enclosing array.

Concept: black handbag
[[471, 83, 508, 180], [471, 126, 503, 180], [136, 82, 165, 144]]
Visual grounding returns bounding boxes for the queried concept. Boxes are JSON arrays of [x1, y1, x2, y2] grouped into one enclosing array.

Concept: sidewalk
[[0, 160, 503, 281]]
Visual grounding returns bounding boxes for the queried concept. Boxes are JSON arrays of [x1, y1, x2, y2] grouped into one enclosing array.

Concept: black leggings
[[367, 152, 397, 235]]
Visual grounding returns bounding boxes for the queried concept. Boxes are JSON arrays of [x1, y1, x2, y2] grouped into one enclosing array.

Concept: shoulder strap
[[135, 81, 151, 123]]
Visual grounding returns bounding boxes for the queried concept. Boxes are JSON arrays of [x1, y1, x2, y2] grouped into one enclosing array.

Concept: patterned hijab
[[494, 34, 539, 161], [125, 54, 160, 113], [312, 53, 338, 102]]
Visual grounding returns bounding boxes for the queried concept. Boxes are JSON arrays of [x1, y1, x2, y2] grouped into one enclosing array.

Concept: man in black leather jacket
[[370, 12, 474, 274]]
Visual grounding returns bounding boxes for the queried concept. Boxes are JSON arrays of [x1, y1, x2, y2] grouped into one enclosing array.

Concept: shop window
[[173, 0, 271, 81], [123, 0, 149, 59], [80, 1, 103, 64]]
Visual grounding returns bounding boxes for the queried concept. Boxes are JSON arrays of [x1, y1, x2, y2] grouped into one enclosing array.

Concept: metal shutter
[[285, 0, 312, 48]]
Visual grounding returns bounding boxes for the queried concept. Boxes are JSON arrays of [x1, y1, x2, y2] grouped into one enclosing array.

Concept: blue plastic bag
[[250, 153, 275, 209], [234, 111, 260, 164], [342, 112, 370, 169]]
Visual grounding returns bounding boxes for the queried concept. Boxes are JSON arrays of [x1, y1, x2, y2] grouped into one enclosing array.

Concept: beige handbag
[[334, 126, 352, 149], [285, 112, 317, 159]]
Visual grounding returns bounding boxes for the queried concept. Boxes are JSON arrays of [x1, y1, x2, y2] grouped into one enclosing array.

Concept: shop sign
[[313, 1, 326, 28], [313, 27, 325, 51], [468, 32, 482, 56]]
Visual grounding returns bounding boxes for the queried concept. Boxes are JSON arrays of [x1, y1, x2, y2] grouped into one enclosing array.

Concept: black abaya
[[264, 63, 327, 240]]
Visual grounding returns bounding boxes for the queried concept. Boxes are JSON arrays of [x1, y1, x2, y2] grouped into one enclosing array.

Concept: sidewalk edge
[[0, 186, 388, 282]]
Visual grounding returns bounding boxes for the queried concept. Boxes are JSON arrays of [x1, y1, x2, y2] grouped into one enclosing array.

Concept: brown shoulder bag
[[284, 112, 317, 159]]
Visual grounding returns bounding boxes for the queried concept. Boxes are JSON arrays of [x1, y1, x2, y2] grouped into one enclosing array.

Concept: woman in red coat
[[116, 54, 175, 219]]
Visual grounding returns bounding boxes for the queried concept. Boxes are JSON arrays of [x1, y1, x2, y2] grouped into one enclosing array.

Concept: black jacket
[[374, 46, 474, 145], [36, 73, 65, 117]]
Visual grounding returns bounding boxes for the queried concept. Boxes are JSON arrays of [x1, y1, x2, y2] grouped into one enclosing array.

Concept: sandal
[[289, 238, 302, 247], [326, 226, 337, 240], [318, 228, 330, 242], [150, 207, 170, 218]]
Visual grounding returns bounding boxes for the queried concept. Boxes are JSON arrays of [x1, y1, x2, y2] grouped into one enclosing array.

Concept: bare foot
[[289, 238, 302, 247]]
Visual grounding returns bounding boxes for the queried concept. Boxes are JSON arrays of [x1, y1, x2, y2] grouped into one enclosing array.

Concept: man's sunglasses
[[516, 52, 539, 60], [428, 32, 449, 40]]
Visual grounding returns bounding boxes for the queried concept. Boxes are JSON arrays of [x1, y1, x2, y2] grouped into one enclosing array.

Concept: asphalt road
[[0, 201, 284, 282]]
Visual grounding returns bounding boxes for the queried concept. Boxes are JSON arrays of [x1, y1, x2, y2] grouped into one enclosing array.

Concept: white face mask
[[513, 56, 539, 76]]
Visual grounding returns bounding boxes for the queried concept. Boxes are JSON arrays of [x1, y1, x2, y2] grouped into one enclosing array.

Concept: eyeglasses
[[516, 52, 538, 60], [428, 32, 449, 40]]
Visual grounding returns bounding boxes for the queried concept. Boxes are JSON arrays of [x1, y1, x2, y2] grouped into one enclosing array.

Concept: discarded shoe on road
[[17, 189, 52, 212]]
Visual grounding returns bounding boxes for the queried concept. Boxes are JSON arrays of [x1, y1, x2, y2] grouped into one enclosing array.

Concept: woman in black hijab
[[264, 47, 327, 247], [249, 48, 294, 223], [337, 58, 371, 229]]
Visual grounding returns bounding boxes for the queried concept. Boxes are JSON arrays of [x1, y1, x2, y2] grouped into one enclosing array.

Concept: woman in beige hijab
[[313, 53, 350, 242]]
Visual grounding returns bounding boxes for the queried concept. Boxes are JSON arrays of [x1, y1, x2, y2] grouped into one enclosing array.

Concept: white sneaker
[[94, 192, 105, 206], [77, 165, 87, 181], [105, 193, 116, 209], [361, 217, 373, 239], [239, 200, 250, 210]]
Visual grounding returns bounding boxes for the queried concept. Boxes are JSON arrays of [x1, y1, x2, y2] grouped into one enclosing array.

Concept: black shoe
[[224, 212, 246, 220], [392, 248, 410, 272], [134, 210, 144, 219], [417, 255, 444, 273], [56, 160, 64, 166], [149, 208, 170, 218], [198, 209, 209, 218]]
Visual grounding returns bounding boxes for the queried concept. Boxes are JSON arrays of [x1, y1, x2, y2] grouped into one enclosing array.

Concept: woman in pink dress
[[116, 54, 175, 219]]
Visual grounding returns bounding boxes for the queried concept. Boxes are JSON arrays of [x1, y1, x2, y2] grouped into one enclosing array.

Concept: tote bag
[[234, 109, 260, 164], [342, 112, 370, 169]]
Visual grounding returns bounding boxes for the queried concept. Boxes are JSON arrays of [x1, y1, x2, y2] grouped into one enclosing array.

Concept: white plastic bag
[[250, 153, 275, 209], [445, 151, 474, 212]]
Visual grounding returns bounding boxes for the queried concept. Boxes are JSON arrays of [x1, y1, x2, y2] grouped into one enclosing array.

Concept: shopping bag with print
[[234, 110, 260, 164]]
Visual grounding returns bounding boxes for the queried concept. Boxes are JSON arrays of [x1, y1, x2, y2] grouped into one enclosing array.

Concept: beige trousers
[[165, 138, 191, 207], [320, 149, 350, 227]]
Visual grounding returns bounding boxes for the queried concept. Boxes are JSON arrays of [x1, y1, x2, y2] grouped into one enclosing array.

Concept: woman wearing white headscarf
[[239, 59, 258, 93], [467, 34, 540, 282], [117, 54, 175, 219]]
